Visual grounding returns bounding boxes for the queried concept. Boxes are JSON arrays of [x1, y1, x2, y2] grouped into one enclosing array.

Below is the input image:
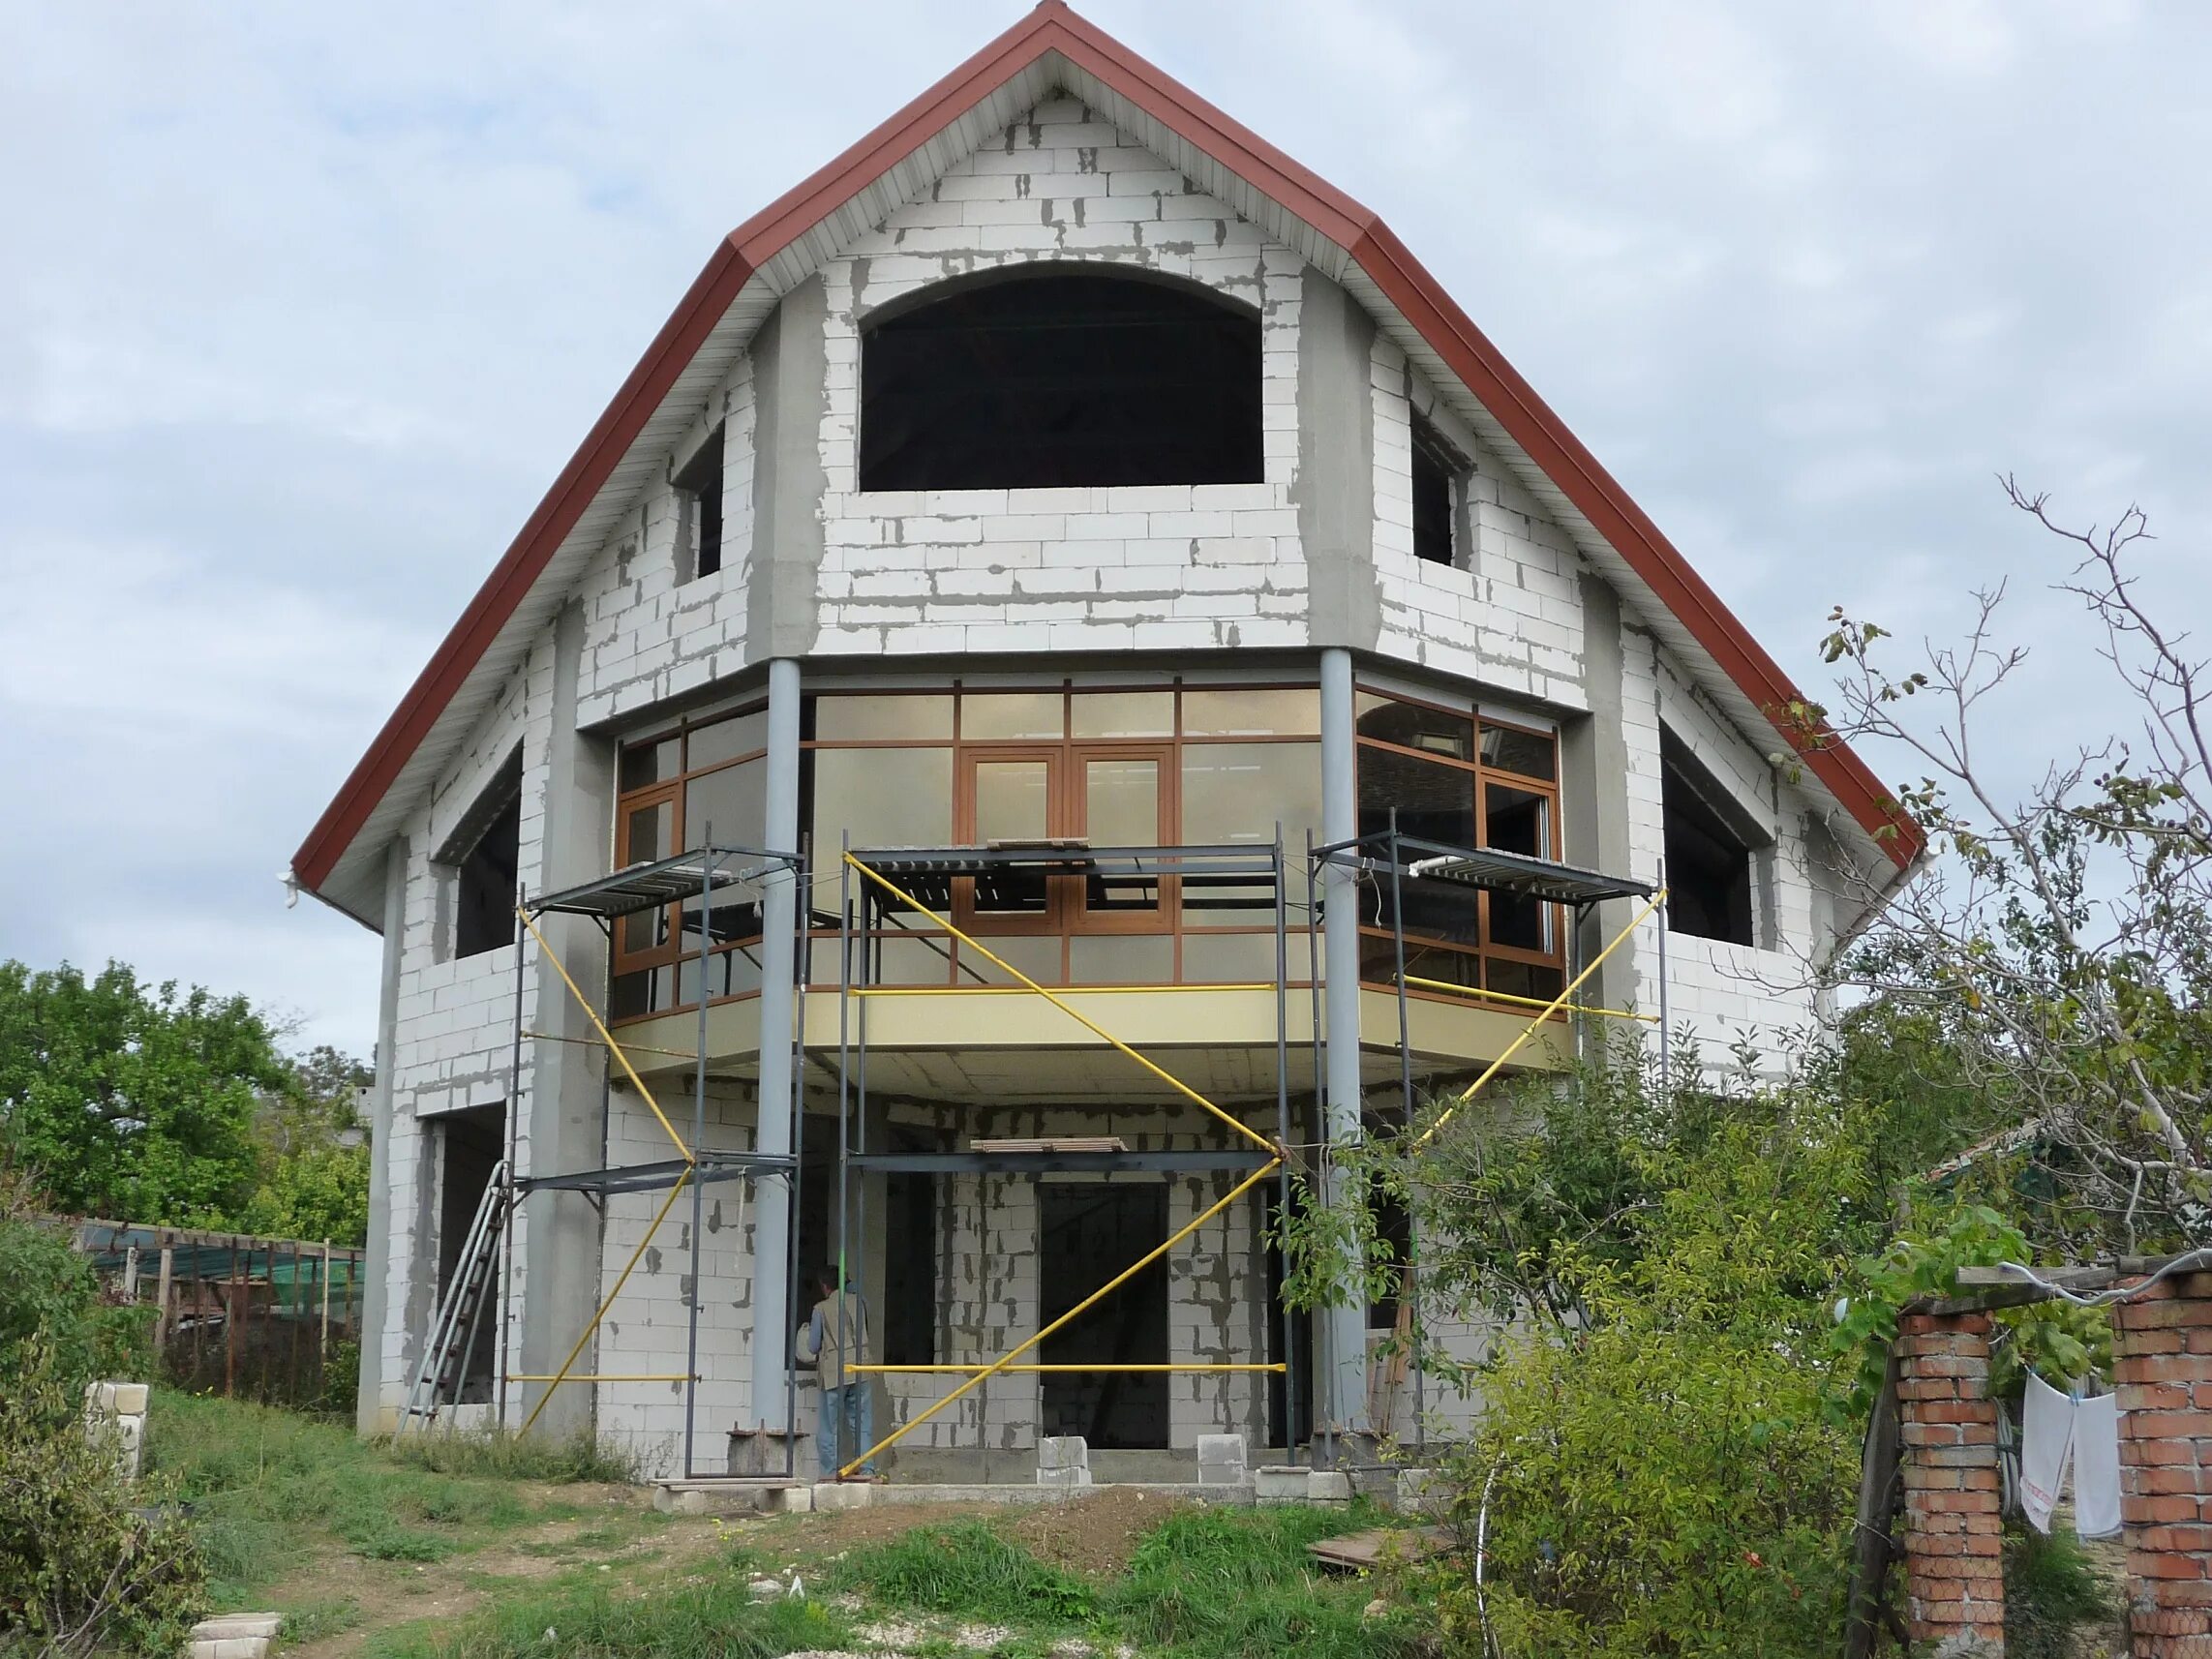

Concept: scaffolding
[[483, 843, 808, 1481], [440, 814, 1668, 1483]]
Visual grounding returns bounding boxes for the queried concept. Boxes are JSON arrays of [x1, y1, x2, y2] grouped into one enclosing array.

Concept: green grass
[[382, 1425, 645, 1485], [2004, 1523, 2120, 1659], [833, 1503, 1429, 1659], [279, 1597, 366, 1644], [147, 1393, 591, 1601], [837, 1520, 1097, 1626], [364, 1571, 855, 1659]]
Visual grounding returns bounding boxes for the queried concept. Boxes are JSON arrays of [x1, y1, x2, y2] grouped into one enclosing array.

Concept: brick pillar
[[1896, 1309, 2005, 1655], [2113, 1268, 2212, 1658]]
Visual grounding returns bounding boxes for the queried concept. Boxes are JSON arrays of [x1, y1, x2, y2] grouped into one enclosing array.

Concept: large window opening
[[1660, 727, 1761, 947], [452, 750, 522, 960], [859, 269, 1262, 492], [674, 423, 725, 581], [1354, 687, 1564, 1007]]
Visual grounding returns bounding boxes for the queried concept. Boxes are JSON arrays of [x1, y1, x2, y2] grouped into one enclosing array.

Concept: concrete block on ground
[[651, 1481, 783, 1518], [1394, 1467, 1447, 1517], [88, 1381, 150, 1416], [1306, 1470, 1353, 1504], [810, 1481, 875, 1511], [195, 1615, 283, 1640], [189, 1614, 282, 1659], [1253, 1466, 1307, 1505], [1037, 1435, 1089, 1473], [1195, 1433, 1248, 1486], [1035, 1464, 1094, 1491]]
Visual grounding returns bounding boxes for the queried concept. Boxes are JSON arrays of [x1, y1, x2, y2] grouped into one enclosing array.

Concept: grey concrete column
[[748, 655, 802, 1429], [1318, 647, 1370, 1436], [519, 601, 617, 1440], [357, 837, 409, 1436], [1561, 575, 1636, 1023]]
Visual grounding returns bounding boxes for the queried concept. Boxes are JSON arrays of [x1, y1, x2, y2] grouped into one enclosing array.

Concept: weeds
[[149, 1393, 551, 1600], [838, 1520, 1096, 1626], [367, 1573, 854, 1659], [382, 1426, 644, 1485], [2005, 1524, 2120, 1659]]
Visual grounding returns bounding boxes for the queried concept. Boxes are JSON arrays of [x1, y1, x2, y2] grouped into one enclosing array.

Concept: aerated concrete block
[[1195, 1433, 1248, 1486], [1306, 1470, 1353, 1504], [1253, 1466, 1307, 1505], [1036, 1435, 1089, 1474]]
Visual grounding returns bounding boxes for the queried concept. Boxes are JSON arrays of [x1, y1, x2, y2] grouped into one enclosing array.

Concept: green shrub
[[2005, 1524, 2119, 1659], [0, 1340, 205, 1657]]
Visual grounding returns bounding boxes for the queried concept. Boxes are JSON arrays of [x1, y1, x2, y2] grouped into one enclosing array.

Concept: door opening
[[1039, 1183, 1168, 1449]]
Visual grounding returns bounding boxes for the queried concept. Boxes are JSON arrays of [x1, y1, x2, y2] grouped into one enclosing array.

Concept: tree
[[0, 962, 285, 1225], [1802, 480, 2212, 1252]]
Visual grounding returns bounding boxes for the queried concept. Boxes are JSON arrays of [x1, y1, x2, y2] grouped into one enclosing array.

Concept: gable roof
[[293, 0, 1918, 920]]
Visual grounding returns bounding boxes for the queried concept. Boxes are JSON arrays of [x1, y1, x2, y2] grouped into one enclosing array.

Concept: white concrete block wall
[[591, 1085, 760, 1476], [1371, 337, 1590, 707], [573, 354, 757, 728], [811, 97, 1310, 661]]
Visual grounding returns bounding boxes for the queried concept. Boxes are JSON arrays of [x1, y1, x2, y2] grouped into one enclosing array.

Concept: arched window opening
[[860, 269, 1262, 492]]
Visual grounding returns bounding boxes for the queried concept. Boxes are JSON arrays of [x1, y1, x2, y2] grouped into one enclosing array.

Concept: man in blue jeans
[[802, 1266, 874, 1479]]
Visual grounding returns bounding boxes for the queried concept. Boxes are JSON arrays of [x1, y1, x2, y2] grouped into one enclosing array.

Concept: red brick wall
[[2113, 1268, 2212, 1659], [1897, 1308, 2006, 1652]]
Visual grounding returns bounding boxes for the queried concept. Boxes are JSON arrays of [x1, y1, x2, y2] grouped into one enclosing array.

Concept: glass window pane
[[867, 933, 956, 987], [686, 709, 768, 770], [1181, 742, 1320, 848], [1487, 958, 1564, 1004], [1355, 693, 1473, 760], [1387, 933, 1481, 986], [1070, 933, 1173, 984], [1071, 691, 1174, 739], [1084, 758, 1158, 846], [610, 965, 672, 1021], [1179, 932, 1277, 982], [962, 692, 1065, 740], [620, 737, 681, 790], [618, 799, 674, 954], [680, 946, 763, 1005], [956, 934, 1064, 985], [812, 694, 954, 742], [1358, 745, 1475, 848], [1485, 784, 1553, 951], [1482, 723, 1556, 781], [974, 760, 1052, 842], [810, 748, 953, 855], [1180, 687, 1319, 738], [683, 758, 765, 850]]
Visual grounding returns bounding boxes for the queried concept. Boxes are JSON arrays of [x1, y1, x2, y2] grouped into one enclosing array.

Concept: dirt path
[[270, 1490, 1173, 1659]]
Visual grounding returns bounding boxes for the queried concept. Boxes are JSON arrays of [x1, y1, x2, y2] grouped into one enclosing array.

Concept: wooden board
[[1307, 1526, 1452, 1570], [970, 1137, 1128, 1155]]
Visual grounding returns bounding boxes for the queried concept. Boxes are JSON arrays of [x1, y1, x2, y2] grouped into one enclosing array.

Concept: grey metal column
[[1318, 648, 1369, 1438], [749, 657, 803, 1432]]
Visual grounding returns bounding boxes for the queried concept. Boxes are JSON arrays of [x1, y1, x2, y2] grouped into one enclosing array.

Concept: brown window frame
[[1353, 685, 1565, 1013]]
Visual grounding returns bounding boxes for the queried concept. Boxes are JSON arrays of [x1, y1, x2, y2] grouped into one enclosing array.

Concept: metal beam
[[846, 1150, 1275, 1175]]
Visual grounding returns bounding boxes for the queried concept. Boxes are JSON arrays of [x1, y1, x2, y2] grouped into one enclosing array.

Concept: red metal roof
[[293, 0, 1917, 895]]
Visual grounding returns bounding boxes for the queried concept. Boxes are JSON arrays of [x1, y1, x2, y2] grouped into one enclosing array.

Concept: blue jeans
[[818, 1382, 874, 1477]]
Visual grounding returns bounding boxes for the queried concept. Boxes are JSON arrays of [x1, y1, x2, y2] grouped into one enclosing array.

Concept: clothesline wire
[[1987, 1247, 2212, 1308]]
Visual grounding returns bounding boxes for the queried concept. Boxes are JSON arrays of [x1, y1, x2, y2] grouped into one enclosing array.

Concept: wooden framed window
[[1354, 686, 1565, 1010]]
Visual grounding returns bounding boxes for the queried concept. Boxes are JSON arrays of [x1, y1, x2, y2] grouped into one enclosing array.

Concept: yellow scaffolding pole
[[520, 1167, 692, 1435], [844, 856, 1278, 1155], [838, 1157, 1282, 1478], [850, 982, 1277, 997], [518, 907, 693, 1163], [1399, 974, 1658, 1024], [1412, 889, 1666, 1151], [851, 1363, 1286, 1374]]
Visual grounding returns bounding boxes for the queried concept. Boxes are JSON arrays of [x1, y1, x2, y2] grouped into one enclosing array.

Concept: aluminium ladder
[[397, 1161, 508, 1436]]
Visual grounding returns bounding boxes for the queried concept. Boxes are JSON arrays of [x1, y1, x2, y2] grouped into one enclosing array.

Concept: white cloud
[[3, 0, 2208, 1058]]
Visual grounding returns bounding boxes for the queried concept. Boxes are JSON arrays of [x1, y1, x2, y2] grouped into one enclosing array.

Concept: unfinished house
[[291, 3, 1917, 1482]]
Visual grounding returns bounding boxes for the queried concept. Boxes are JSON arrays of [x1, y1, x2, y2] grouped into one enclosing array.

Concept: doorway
[[1039, 1183, 1168, 1449]]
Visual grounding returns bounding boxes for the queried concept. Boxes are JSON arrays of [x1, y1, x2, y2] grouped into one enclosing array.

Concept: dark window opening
[[882, 1169, 936, 1367], [1410, 412, 1459, 566], [1040, 1183, 1167, 1449], [675, 423, 725, 580], [454, 752, 522, 959], [860, 270, 1262, 492], [1661, 728, 1758, 947]]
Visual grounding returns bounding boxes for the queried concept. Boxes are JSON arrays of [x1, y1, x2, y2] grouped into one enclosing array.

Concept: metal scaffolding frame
[[489, 842, 808, 1482], [828, 835, 1297, 1479], [1305, 814, 1663, 1454], [442, 821, 1668, 1484]]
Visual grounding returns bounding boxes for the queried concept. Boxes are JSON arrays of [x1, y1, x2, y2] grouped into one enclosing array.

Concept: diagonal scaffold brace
[[833, 852, 1285, 1478]]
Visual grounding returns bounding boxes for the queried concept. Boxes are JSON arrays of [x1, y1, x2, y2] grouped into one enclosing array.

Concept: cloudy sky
[[4, 0, 2206, 1058]]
